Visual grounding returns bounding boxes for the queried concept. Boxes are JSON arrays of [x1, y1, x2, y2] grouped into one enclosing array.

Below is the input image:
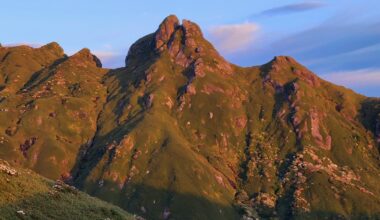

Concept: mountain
[[1, 15, 380, 219], [0, 159, 135, 219]]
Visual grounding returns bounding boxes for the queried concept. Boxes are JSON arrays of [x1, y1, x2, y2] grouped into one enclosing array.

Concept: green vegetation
[[0, 15, 380, 219], [0, 160, 135, 220]]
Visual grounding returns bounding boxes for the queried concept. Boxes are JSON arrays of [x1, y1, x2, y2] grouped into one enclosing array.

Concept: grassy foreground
[[0, 160, 136, 220]]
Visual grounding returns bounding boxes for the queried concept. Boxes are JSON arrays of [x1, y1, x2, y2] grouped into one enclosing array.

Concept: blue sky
[[1, 0, 379, 97]]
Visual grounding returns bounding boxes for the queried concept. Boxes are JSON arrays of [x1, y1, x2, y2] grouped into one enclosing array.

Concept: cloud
[[269, 21, 380, 73], [321, 69, 380, 87], [93, 51, 125, 68], [258, 1, 326, 16], [227, 17, 380, 73], [93, 51, 118, 60], [208, 23, 260, 53], [2, 42, 43, 48]]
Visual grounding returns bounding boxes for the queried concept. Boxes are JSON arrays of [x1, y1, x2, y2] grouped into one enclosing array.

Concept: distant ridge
[[0, 15, 379, 219]]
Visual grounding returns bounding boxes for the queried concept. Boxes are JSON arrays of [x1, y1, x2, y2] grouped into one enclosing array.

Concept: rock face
[[1, 15, 380, 220], [154, 15, 180, 50]]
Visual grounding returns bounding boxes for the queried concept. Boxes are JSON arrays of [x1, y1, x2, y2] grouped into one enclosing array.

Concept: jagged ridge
[[0, 15, 379, 220]]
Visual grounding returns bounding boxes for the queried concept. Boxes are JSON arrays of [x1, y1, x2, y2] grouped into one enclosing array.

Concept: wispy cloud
[[208, 22, 260, 53], [93, 51, 118, 60], [2, 42, 43, 48], [321, 69, 380, 87], [227, 16, 380, 73], [258, 1, 326, 16], [93, 51, 125, 68]]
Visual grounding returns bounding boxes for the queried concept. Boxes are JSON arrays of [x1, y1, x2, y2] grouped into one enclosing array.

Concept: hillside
[[0, 160, 135, 219], [0, 15, 380, 219]]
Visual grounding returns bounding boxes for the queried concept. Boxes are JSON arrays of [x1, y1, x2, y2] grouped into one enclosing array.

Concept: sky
[[1, 0, 379, 97]]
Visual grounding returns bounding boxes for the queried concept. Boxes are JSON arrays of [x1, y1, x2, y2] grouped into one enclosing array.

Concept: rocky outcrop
[[1, 15, 380, 220], [19, 137, 37, 158], [0, 160, 17, 176], [69, 48, 102, 68], [264, 56, 321, 87], [152, 15, 233, 76], [181, 19, 203, 50], [154, 15, 180, 51], [310, 109, 332, 150], [40, 42, 65, 57]]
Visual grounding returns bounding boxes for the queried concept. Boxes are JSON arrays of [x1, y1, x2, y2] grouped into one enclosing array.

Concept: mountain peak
[[70, 48, 102, 68], [126, 15, 232, 75], [271, 56, 298, 65], [40, 42, 64, 57], [153, 15, 204, 52], [154, 15, 180, 50], [182, 19, 203, 39], [263, 55, 322, 87]]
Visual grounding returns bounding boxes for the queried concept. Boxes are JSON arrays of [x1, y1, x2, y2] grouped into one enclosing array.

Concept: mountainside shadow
[[69, 35, 160, 189], [85, 183, 242, 220], [0, 192, 132, 220]]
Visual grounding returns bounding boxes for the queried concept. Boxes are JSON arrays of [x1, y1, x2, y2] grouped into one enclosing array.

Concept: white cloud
[[2, 42, 43, 48], [258, 1, 326, 16], [208, 22, 260, 53], [321, 68, 380, 87], [93, 51, 118, 60], [93, 51, 124, 68]]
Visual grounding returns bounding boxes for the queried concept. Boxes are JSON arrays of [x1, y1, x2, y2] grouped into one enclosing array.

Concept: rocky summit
[[1, 15, 380, 219]]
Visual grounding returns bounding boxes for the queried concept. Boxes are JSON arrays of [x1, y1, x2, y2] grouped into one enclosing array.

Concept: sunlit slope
[[0, 15, 380, 220], [0, 160, 135, 220]]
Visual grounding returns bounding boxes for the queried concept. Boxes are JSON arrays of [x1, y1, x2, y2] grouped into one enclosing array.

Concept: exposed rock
[[272, 56, 297, 65], [20, 137, 37, 157], [70, 48, 102, 68], [2, 15, 380, 220], [293, 69, 320, 87], [235, 116, 247, 129], [49, 112, 57, 118], [40, 42, 65, 57], [201, 83, 224, 95], [5, 126, 17, 136], [310, 109, 331, 150], [0, 161, 17, 176], [234, 190, 249, 203], [186, 84, 196, 95], [193, 58, 206, 77], [165, 97, 174, 109], [182, 19, 203, 49], [142, 94, 154, 109], [154, 15, 180, 50], [16, 210, 25, 215], [251, 193, 276, 217]]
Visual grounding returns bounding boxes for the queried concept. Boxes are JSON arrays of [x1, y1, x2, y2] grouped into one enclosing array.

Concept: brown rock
[[235, 116, 247, 129], [70, 48, 102, 68], [5, 126, 17, 136], [155, 15, 180, 50], [182, 19, 203, 49], [193, 58, 205, 77], [20, 137, 37, 158]]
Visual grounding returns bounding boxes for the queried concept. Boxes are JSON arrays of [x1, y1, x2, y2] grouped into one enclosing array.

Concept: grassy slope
[[0, 160, 135, 220], [69, 17, 380, 220], [0, 46, 107, 180], [0, 16, 380, 220]]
